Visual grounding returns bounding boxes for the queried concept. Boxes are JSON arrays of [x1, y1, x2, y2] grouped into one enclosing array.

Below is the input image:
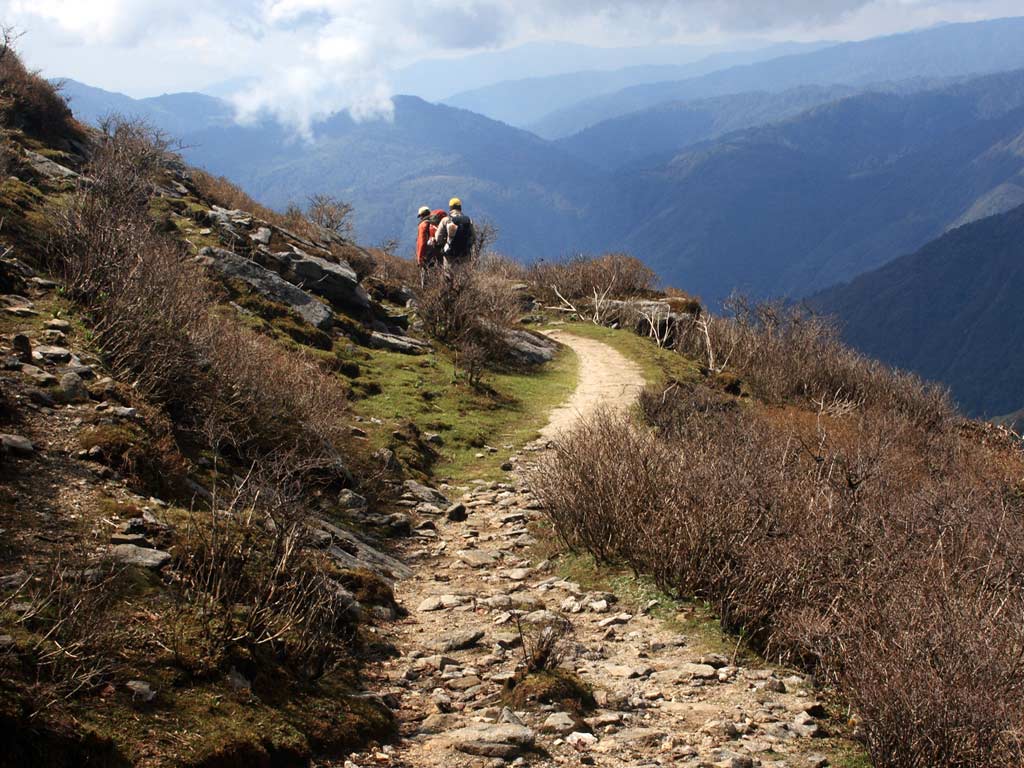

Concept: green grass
[[348, 341, 579, 483], [549, 320, 701, 387]]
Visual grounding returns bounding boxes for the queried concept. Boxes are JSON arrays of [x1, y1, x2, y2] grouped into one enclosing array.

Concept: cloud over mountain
[[3, 0, 1021, 134]]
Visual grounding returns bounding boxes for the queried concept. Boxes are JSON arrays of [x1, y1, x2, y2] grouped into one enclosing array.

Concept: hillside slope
[[532, 16, 1024, 138], [810, 204, 1024, 419], [557, 84, 858, 170], [615, 70, 1024, 305]]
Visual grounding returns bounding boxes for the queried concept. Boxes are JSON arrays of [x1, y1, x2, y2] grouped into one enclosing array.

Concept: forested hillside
[[811, 204, 1024, 418]]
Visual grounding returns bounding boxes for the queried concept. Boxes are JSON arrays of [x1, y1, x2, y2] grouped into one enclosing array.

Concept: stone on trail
[[446, 502, 468, 522], [0, 434, 35, 457], [111, 544, 172, 571], [59, 372, 90, 403], [597, 613, 633, 628], [566, 731, 599, 749], [403, 480, 449, 507], [681, 662, 719, 680], [541, 711, 577, 735], [457, 549, 499, 568], [34, 345, 72, 364], [444, 723, 536, 759], [432, 629, 484, 653]]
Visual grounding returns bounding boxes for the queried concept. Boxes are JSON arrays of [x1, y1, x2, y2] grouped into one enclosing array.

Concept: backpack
[[446, 211, 475, 262], [428, 209, 446, 227]]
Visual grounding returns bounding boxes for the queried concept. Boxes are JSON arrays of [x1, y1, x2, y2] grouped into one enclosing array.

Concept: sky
[[3, 0, 1023, 134]]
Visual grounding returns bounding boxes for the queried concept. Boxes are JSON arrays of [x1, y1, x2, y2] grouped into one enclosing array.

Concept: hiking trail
[[355, 332, 836, 768]]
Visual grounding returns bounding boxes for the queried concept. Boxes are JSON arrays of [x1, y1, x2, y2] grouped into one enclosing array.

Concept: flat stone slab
[[111, 544, 172, 571], [443, 723, 536, 758]]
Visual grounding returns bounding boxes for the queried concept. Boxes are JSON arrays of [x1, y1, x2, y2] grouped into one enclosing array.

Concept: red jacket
[[416, 219, 437, 265]]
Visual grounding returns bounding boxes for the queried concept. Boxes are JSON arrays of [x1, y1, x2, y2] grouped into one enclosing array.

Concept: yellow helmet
[[449, 197, 462, 210]]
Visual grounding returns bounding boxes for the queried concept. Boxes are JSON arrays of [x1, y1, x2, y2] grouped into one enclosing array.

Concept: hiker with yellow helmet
[[431, 197, 475, 271]]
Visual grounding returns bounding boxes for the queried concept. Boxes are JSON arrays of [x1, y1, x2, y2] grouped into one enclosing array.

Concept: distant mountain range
[[60, 17, 1024, 311], [811, 204, 1024, 419], [531, 16, 1024, 138], [442, 42, 829, 128], [612, 69, 1024, 304]]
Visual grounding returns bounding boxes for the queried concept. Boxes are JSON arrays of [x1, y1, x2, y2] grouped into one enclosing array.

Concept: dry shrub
[[477, 252, 528, 282], [50, 119, 209, 408], [370, 246, 418, 285], [0, 30, 81, 142], [528, 253, 656, 306], [3, 556, 122, 704], [514, 612, 575, 674], [200, 319, 351, 461], [531, 395, 1024, 767], [171, 471, 357, 681], [190, 168, 292, 230], [417, 267, 522, 384], [50, 117, 351, 472], [306, 193, 354, 239], [677, 297, 954, 429]]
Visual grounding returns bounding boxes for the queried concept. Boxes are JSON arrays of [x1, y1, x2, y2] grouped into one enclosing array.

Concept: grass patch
[[550, 321, 700, 387], [538, 542, 747, 660], [350, 341, 578, 483]]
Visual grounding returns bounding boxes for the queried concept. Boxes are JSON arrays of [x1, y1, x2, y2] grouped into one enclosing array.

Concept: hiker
[[415, 205, 445, 287], [432, 197, 475, 272]]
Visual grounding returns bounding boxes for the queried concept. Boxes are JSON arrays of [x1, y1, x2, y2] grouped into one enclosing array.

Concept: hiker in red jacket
[[415, 206, 443, 287]]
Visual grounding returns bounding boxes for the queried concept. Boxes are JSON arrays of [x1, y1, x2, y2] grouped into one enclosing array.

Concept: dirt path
[[350, 334, 837, 768], [537, 330, 645, 443]]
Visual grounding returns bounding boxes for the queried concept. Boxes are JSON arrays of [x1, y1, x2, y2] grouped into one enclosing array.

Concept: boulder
[[111, 544, 172, 571], [24, 150, 79, 180], [403, 480, 450, 507], [197, 247, 333, 331], [59, 372, 90, 404], [368, 330, 430, 355], [0, 434, 35, 457], [444, 723, 536, 759], [319, 519, 414, 580], [283, 249, 371, 312], [502, 328, 559, 366]]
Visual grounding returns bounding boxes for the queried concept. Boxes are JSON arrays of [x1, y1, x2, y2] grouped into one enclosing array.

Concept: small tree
[[307, 194, 355, 239]]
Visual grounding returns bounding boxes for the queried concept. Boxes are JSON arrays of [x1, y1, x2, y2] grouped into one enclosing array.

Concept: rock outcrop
[[197, 246, 334, 331]]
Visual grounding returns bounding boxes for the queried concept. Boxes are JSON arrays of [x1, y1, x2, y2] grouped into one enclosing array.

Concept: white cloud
[[1, 0, 1021, 135]]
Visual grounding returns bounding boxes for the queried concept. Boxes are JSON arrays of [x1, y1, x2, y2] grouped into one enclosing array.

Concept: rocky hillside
[[0, 47, 565, 766]]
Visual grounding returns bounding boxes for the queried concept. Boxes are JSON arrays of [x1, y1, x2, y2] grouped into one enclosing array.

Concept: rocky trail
[[348, 334, 838, 768]]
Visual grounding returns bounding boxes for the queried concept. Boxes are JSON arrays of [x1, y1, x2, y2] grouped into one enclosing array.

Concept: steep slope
[[615, 69, 1024, 306], [532, 16, 1024, 138], [443, 42, 829, 128], [809, 204, 1024, 419]]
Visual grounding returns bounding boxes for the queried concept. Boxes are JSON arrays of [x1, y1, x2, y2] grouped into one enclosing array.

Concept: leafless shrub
[[6, 556, 121, 707], [371, 246, 419, 285], [50, 117, 352, 472], [417, 267, 522, 384], [171, 468, 357, 680], [531, 391, 1024, 767], [675, 297, 955, 429], [476, 252, 528, 282], [529, 253, 657, 309], [306, 193, 354, 239], [0, 30, 80, 142], [471, 218, 498, 262], [199, 319, 351, 463], [514, 612, 575, 674], [191, 168, 294, 229]]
